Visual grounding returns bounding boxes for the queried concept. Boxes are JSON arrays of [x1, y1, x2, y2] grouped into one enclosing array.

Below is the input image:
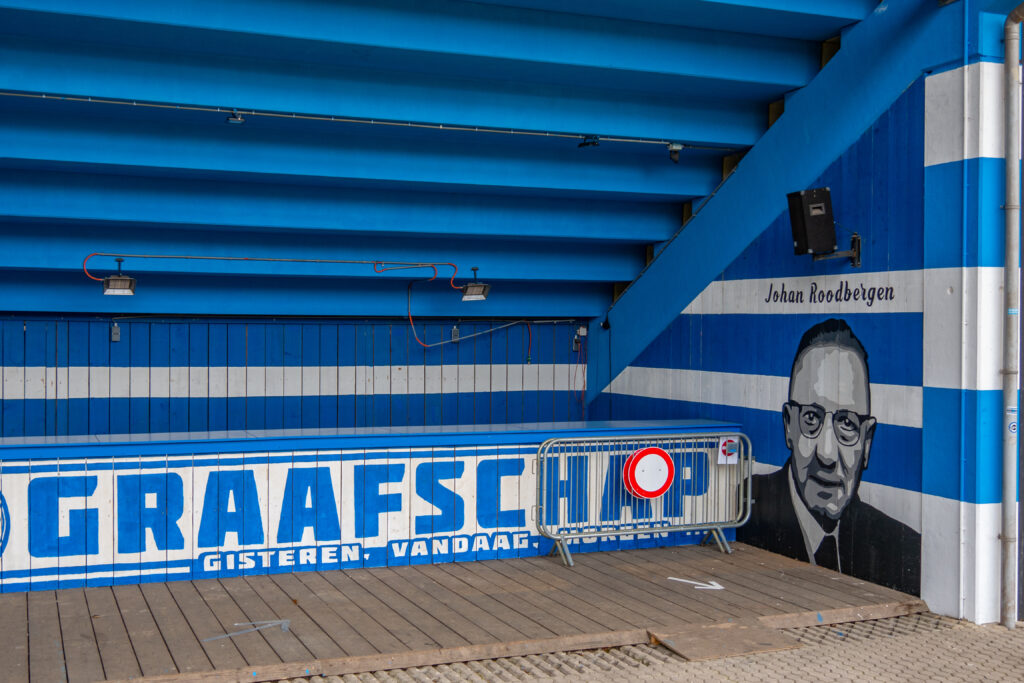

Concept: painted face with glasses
[[783, 344, 876, 520]]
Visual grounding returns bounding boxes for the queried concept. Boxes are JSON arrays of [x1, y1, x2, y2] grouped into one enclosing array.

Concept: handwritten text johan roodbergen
[[764, 280, 895, 307]]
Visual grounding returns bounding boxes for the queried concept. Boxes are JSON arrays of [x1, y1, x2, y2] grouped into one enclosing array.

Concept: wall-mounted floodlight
[[787, 187, 861, 267], [225, 110, 245, 125], [461, 267, 489, 301], [103, 258, 136, 295]]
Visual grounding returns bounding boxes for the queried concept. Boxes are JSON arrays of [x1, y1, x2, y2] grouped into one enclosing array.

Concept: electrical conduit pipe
[[1002, 3, 1024, 630]]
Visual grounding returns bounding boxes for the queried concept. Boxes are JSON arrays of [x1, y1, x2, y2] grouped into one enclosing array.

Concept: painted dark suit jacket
[[737, 466, 921, 596]]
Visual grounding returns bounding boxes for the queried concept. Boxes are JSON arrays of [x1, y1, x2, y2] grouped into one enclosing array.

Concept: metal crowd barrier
[[535, 431, 753, 566]]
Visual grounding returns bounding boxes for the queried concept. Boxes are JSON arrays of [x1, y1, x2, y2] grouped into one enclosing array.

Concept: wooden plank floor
[[0, 543, 926, 683]]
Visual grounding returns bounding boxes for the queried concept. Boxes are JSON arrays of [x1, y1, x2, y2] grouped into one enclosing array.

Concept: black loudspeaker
[[787, 188, 836, 255]]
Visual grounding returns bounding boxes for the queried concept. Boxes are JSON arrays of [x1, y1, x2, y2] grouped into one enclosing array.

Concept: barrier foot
[[715, 528, 733, 554], [700, 528, 733, 554], [549, 540, 574, 567]]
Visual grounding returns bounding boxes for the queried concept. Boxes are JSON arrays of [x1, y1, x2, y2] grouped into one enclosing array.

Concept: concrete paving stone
[[281, 614, 1024, 682]]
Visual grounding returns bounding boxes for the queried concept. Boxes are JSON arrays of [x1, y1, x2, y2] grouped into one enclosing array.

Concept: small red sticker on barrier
[[718, 437, 739, 465], [623, 447, 674, 499]]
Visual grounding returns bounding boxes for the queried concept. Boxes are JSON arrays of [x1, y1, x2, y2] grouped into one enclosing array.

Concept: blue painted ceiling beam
[[0, 36, 766, 147], [2, 270, 609, 318], [0, 221, 646, 284], [0, 170, 684, 243], [0, 0, 883, 320], [469, 0, 874, 39], [586, 0, 964, 401], [0, 102, 720, 200], [0, 2, 820, 93]]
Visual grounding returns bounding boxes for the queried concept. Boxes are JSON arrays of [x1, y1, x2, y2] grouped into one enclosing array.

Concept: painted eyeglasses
[[787, 401, 869, 446]]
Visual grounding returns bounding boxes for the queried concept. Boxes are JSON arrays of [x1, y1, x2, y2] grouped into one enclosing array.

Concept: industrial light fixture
[[668, 142, 683, 164], [102, 258, 136, 296], [225, 110, 245, 125], [461, 267, 489, 301], [578, 135, 600, 148]]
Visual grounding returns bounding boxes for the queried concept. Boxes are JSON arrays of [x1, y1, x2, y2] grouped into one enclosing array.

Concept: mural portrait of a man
[[738, 318, 921, 595]]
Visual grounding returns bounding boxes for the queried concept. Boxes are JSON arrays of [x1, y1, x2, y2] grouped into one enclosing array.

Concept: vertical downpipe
[[1002, 5, 1024, 630]]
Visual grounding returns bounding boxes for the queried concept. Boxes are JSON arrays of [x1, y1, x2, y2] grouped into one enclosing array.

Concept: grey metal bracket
[[813, 232, 861, 268]]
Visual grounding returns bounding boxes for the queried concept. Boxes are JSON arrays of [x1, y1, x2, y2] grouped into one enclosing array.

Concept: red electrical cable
[[84, 250, 540, 361], [375, 261, 460, 290], [526, 322, 532, 364], [82, 252, 104, 281], [407, 276, 437, 349]]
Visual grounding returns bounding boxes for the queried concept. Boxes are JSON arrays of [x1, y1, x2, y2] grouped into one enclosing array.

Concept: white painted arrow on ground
[[667, 577, 724, 590], [203, 620, 290, 641]]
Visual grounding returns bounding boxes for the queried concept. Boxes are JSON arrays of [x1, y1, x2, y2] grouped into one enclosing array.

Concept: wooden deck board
[[315, 569, 442, 651], [291, 572, 407, 654], [415, 563, 559, 640], [614, 548, 808, 615], [447, 561, 604, 634], [139, 582, 213, 675], [0, 593, 29, 683], [550, 556, 722, 627], [454, 560, 614, 634], [84, 587, 142, 681], [518, 556, 695, 629], [56, 588, 105, 683], [580, 551, 747, 620], [28, 591, 68, 683], [111, 585, 177, 678], [7, 544, 927, 683], [192, 579, 281, 667], [243, 575, 348, 660], [694, 547, 861, 608], [354, 569, 472, 648], [218, 577, 313, 665], [480, 558, 650, 630], [367, 566, 517, 645], [268, 573, 379, 656], [164, 581, 247, 671]]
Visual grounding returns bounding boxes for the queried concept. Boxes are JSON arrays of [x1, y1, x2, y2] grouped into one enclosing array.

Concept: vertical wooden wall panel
[[150, 323, 170, 433], [169, 323, 189, 433], [4, 321, 23, 437], [245, 323, 266, 431], [129, 322, 150, 434], [208, 323, 228, 432], [338, 324, 356, 428]]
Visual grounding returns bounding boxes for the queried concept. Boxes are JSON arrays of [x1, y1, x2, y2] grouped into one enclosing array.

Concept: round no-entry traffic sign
[[623, 447, 675, 499]]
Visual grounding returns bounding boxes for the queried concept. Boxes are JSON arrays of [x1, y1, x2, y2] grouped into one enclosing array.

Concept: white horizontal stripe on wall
[[15, 363, 584, 400], [605, 366, 922, 429], [681, 270, 923, 316], [925, 61, 1010, 167]]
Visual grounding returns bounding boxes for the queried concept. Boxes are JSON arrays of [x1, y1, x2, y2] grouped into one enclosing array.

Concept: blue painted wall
[[0, 317, 586, 437], [592, 80, 926, 595]]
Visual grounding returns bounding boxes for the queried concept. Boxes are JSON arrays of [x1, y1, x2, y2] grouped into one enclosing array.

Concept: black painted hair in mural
[[790, 317, 870, 400]]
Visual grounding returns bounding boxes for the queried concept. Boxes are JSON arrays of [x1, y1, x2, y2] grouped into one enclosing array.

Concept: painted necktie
[[814, 534, 839, 572]]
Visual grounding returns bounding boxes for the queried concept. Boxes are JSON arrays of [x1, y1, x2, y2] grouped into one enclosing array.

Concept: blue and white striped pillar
[[922, 59, 1015, 623]]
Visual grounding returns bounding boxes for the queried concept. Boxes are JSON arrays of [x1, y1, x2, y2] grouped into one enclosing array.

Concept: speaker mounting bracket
[[812, 233, 861, 268]]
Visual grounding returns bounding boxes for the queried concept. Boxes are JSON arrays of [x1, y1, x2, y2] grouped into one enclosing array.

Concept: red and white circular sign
[[623, 447, 675, 499]]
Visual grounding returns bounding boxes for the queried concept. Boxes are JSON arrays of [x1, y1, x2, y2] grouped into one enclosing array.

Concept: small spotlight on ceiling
[[578, 135, 600, 148], [225, 110, 245, 125], [668, 142, 683, 164], [103, 258, 136, 296], [461, 267, 489, 302]]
